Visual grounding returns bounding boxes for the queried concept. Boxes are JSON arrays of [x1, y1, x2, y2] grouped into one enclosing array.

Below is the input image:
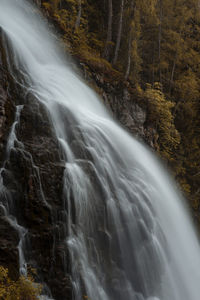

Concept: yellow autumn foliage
[[0, 266, 42, 300], [144, 83, 180, 165]]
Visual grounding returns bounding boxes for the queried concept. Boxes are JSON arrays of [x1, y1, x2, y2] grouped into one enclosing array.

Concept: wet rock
[[0, 31, 71, 297], [0, 82, 15, 164], [0, 33, 17, 279], [6, 97, 71, 299], [0, 216, 19, 279], [80, 65, 148, 141]]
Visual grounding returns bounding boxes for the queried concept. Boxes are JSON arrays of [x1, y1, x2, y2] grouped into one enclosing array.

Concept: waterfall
[[0, 1, 200, 300]]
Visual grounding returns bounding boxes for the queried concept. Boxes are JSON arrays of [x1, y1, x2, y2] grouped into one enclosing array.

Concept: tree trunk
[[75, 0, 82, 30], [103, 0, 113, 59], [36, 0, 41, 6], [125, 33, 132, 80], [124, 0, 135, 80], [169, 55, 176, 95], [152, 42, 155, 84], [113, 0, 124, 65], [158, 0, 163, 82]]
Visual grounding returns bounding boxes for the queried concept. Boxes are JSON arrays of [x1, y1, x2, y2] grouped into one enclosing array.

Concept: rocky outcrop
[[78, 63, 158, 149], [0, 33, 71, 298], [0, 34, 19, 279], [2, 95, 72, 298]]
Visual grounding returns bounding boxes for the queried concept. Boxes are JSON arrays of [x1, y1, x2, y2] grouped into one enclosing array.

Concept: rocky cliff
[[0, 32, 72, 298]]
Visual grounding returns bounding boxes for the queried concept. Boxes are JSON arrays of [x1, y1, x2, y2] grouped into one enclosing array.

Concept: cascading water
[[0, 105, 28, 276], [0, 1, 200, 300]]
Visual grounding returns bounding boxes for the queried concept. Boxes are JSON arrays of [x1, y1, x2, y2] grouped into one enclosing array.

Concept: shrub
[[0, 266, 42, 300]]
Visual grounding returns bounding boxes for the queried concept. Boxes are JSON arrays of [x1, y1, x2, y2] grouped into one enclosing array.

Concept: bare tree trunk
[[113, 0, 124, 65], [125, 33, 132, 80], [169, 55, 176, 95], [125, 0, 135, 80], [75, 0, 82, 30], [158, 0, 163, 82], [151, 42, 155, 84], [36, 0, 41, 6], [103, 0, 113, 59]]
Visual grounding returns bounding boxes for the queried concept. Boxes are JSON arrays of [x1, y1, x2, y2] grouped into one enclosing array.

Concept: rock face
[[79, 64, 157, 147], [0, 35, 71, 299], [8, 98, 71, 299], [0, 36, 19, 278], [102, 87, 147, 138]]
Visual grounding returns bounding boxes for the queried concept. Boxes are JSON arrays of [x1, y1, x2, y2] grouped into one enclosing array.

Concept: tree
[[0, 266, 42, 300], [75, 0, 82, 29], [113, 0, 124, 65], [103, 0, 113, 60], [124, 0, 135, 80]]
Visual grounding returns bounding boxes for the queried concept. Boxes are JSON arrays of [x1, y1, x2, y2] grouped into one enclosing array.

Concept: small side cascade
[[0, 103, 56, 299], [0, 105, 28, 276]]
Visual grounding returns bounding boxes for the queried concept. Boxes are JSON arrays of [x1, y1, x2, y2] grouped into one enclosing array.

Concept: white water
[[0, 1, 200, 300]]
